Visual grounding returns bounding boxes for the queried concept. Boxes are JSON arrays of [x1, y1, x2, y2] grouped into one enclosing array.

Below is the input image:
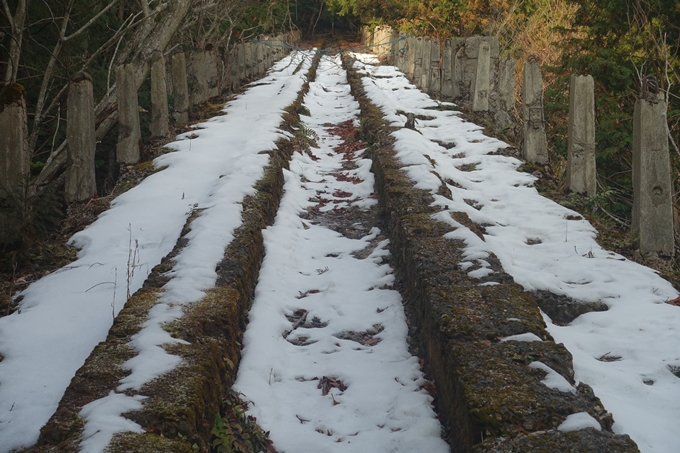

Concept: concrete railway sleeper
[[10, 50, 639, 453]]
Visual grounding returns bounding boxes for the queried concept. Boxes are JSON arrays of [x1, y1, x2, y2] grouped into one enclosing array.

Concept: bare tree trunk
[[2, 0, 28, 83], [35, 0, 193, 186]]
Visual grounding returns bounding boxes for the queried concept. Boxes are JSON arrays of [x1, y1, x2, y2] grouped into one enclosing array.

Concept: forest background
[[1, 0, 680, 270]]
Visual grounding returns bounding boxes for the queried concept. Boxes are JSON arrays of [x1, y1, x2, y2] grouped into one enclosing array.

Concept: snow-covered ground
[[0, 49, 679, 453], [232, 55, 449, 453], [353, 53, 680, 453], [0, 51, 312, 453]]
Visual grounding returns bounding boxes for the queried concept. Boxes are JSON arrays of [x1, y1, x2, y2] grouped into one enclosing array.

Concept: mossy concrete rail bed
[[23, 52, 636, 453], [342, 55, 638, 453]]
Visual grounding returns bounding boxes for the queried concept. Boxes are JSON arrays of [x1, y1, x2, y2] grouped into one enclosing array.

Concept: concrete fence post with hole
[[632, 90, 675, 257]]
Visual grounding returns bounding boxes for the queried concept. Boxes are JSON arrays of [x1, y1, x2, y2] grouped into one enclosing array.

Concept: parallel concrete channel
[[26, 51, 638, 453]]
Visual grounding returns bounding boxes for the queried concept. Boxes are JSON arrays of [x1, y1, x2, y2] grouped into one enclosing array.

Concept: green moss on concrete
[[473, 428, 639, 453], [26, 51, 323, 453], [109, 432, 195, 453], [341, 54, 639, 453]]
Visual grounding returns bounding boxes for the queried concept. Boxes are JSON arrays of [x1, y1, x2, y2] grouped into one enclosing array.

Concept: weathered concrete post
[[632, 93, 675, 256], [190, 51, 209, 105], [171, 52, 189, 125], [413, 37, 424, 88], [495, 58, 515, 129], [65, 73, 97, 202], [262, 36, 271, 70], [0, 84, 30, 243], [396, 32, 407, 71], [251, 42, 258, 77], [453, 45, 465, 99], [522, 58, 548, 164], [116, 64, 141, 164], [566, 74, 596, 196], [228, 47, 238, 91], [238, 43, 246, 82], [150, 50, 170, 138], [405, 36, 416, 79], [206, 48, 219, 99], [0, 84, 29, 188], [256, 41, 265, 76], [472, 41, 491, 111], [421, 37, 432, 91], [429, 38, 441, 94], [441, 39, 453, 97], [244, 43, 253, 79]]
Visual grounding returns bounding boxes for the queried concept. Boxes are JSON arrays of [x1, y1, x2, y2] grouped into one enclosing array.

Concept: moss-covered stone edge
[[23, 51, 322, 453], [342, 54, 639, 453]]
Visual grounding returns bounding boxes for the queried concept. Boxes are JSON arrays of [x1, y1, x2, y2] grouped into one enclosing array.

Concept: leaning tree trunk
[[35, 0, 194, 187], [2, 0, 28, 83]]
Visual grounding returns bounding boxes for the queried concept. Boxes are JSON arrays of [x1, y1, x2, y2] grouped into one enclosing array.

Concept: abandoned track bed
[[2, 49, 679, 453]]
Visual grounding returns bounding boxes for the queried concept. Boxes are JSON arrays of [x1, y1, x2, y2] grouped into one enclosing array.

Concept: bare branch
[[63, 0, 120, 43]]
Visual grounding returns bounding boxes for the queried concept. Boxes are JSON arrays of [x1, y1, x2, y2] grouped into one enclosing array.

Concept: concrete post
[[632, 94, 674, 256], [65, 73, 97, 202], [498, 58, 515, 112], [244, 43, 253, 79], [442, 39, 453, 97], [116, 64, 141, 164], [256, 41, 264, 76], [262, 37, 270, 69], [472, 41, 491, 111], [453, 45, 465, 99], [421, 37, 432, 91], [251, 42, 258, 77], [396, 32, 407, 72], [567, 75, 596, 196], [150, 50, 170, 138], [171, 52, 189, 125], [429, 38, 441, 94], [0, 83, 31, 184], [495, 58, 515, 129], [413, 37, 424, 88], [406, 36, 416, 79], [0, 83, 29, 192], [0, 83, 29, 244], [206, 49, 219, 99], [522, 59, 548, 164], [389, 30, 399, 65], [238, 43, 246, 82], [190, 51, 209, 105], [228, 47, 239, 91]]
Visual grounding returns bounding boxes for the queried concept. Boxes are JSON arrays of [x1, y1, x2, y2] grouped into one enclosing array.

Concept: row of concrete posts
[[116, 32, 298, 169], [361, 27, 515, 129], [522, 61, 674, 256], [0, 31, 298, 220], [360, 26, 675, 256]]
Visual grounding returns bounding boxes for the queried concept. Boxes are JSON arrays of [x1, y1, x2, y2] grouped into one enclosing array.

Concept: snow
[[352, 53, 680, 453], [0, 48, 678, 453], [500, 332, 543, 343], [558, 412, 602, 432], [0, 51, 312, 453], [529, 361, 577, 394], [232, 55, 449, 453], [79, 392, 147, 453]]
